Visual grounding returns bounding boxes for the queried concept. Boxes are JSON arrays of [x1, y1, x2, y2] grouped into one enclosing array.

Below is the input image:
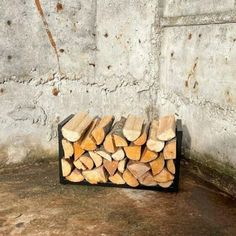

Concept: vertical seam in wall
[[93, 0, 98, 82]]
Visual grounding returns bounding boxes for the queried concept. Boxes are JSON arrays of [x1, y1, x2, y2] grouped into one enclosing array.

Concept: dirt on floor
[[0, 159, 236, 236]]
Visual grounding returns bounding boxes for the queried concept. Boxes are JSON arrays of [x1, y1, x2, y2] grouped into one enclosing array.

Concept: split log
[[62, 112, 93, 142], [73, 159, 86, 170], [118, 158, 127, 173], [112, 148, 125, 161], [89, 151, 103, 167], [80, 118, 100, 151], [79, 154, 94, 170], [157, 115, 176, 141], [82, 166, 107, 184], [96, 147, 112, 161], [62, 139, 74, 159], [103, 134, 117, 153], [150, 153, 165, 175], [61, 158, 73, 177], [109, 172, 125, 184], [153, 168, 174, 183], [124, 144, 141, 161], [163, 138, 176, 159], [91, 115, 115, 145], [123, 169, 139, 187], [140, 147, 158, 163], [66, 169, 84, 182], [166, 159, 176, 174], [123, 115, 144, 141], [138, 171, 158, 186], [103, 159, 118, 176], [133, 123, 149, 145], [73, 141, 85, 161], [127, 161, 150, 179], [158, 181, 173, 188], [146, 120, 165, 152], [112, 117, 128, 147]]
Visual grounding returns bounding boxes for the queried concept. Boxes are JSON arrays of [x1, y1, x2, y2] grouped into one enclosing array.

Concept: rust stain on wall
[[56, 3, 63, 13], [34, 0, 61, 73]]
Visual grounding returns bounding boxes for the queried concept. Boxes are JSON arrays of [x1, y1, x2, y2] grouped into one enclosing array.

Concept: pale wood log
[[133, 123, 149, 145], [112, 148, 125, 161], [158, 181, 173, 188], [123, 169, 139, 187], [80, 118, 100, 151], [82, 166, 107, 184], [166, 159, 176, 174], [140, 147, 158, 163], [138, 171, 158, 186], [124, 144, 141, 161], [103, 159, 118, 176], [91, 115, 115, 145], [109, 172, 125, 184], [96, 147, 112, 161], [73, 141, 85, 161], [62, 139, 74, 159], [79, 154, 94, 170], [153, 168, 174, 183], [146, 120, 165, 152], [123, 115, 144, 141], [62, 112, 93, 142], [127, 160, 150, 179], [163, 138, 176, 159], [103, 133, 117, 153], [73, 159, 86, 170], [61, 158, 73, 177], [150, 153, 165, 175], [118, 158, 127, 173], [89, 151, 103, 167], [157, 115, 176, 141], [66, 169, 84, 182], [111, 117, 128, 147]]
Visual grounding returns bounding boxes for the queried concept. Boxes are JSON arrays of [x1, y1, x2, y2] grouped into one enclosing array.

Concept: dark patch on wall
[[34, 0, 61, 73], [188, 33, 192, 40], [171, 52, 174, 57], [52, 87, 59, 96], [104, 33, 108, 38], [89, 63, 95, 67], [7, 20, 11, 26], [198, 34, 202, 38], [193, 81, 198, 89], [139, 39, 141, 43], [59, 49, 64, 53], [107, 65, 112, 70], [7, 55, 12, 61], [0, 88, 4, 93], [56, 3, 63, 12]]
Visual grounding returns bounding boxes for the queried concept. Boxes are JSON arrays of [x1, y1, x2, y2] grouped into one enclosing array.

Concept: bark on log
[[62, 139, 74, 159], [112, 117, 128, 147], [91, 115, 115, 145], [146, 120, 165, 152], [163, 138, 176, 159], [157, 115, 176, 141], [123, 115, 144, 141], [62, 112, 93, 142], [82, 166, 107, 184], [96, 147, 112, 161], [123, 169, 139, 187]]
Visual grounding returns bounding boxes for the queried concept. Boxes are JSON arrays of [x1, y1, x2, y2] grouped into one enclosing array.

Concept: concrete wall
[[0, 0, 236, 175]]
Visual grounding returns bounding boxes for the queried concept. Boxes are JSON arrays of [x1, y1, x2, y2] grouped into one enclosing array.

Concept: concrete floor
[[0, 160, 236, 236]]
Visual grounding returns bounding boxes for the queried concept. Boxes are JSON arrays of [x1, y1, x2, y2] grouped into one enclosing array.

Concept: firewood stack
[[60, 112, 177, 189]]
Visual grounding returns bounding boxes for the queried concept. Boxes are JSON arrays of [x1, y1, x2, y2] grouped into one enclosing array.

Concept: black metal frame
[[58, 114, 183, 192]]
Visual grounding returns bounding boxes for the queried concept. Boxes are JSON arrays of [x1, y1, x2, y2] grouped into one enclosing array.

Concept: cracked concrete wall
[[0, 0, 236, 175]]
